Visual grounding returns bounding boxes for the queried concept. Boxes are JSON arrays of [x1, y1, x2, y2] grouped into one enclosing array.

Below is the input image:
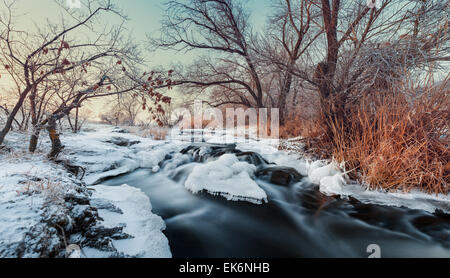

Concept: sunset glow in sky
[[0, 0, 272, 118]]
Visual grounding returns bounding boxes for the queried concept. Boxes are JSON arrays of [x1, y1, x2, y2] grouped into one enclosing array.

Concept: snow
[[0, 153, 81, 257], [303, 159, 449, 213], [308, 160, 341, 185], [185, 154, 268, 204], [175, 128, 448, 213], [61, 125, 188, 185], [1, 123, 448, 257], [319, 174, 449, 213], [0, 125, 175, 257], [85, 184, 172, 258], [135, 143, 183, 169]]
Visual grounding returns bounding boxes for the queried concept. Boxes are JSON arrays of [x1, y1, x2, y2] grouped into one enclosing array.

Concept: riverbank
[[0, 123, 448, 257], [0, 126, 171, 258]]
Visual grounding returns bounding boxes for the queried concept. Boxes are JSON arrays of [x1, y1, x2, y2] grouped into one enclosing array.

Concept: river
[[102, 143, 450, 258]]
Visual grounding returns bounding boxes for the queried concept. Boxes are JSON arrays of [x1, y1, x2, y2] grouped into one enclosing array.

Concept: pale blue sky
[[6, 0, 272, 68], [0, 0, 274, 114]]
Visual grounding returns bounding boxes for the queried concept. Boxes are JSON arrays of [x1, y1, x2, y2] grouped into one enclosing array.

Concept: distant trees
[[67, 107, 92, 133], [257, 0, 321, 124], [152, 0, 449, 141], [150, 0, 266, 109], [100, 95, 141, 126], [0, 0, 173, 158]]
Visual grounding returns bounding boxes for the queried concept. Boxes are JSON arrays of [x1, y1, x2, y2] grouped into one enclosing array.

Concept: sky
[[0, 0, 273, 118], [3, 0, 446, 119], [1, 0, 272, 68]]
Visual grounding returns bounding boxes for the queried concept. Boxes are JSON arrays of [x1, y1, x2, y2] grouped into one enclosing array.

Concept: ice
[[84, 159, 140, 185], [306, 160, 450, 213], [184, 154, 268, 204], [319, 173, 347, 195], [88, 184, 172, 258], [135, 144, 175, 169], [319, 177, 450, 213], [308, 161, 341, 185], [1, 123, 449, 258], [161, 153, 192, 171], [62, 125, 188, 184]]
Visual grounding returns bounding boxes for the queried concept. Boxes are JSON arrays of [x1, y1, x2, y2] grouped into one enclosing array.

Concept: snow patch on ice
[[305, 160, 449, 213], [135, 145, 173, 169], [87, 184, 171, 258], [184, 154, 267, 204], [308, 160, 341, 185]]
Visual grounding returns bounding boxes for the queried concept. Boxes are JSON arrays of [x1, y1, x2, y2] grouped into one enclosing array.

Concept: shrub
[[329, 77, 449, 194]]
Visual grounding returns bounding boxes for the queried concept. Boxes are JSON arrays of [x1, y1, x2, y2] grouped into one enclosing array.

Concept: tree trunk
[[28, 128, 41, 153], [0, 86, 32, 145], [47, 117, 64, 159], [74, 106, 79, 133], [278, 63, 295, 125], [29, 86, 39, 153]]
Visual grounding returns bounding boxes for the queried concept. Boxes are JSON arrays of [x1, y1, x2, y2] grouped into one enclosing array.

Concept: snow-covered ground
[[83, 184, 171, 258], [0, 125, 173, 258], [239, 140, 449, 213], [0, 123, 448, 257]]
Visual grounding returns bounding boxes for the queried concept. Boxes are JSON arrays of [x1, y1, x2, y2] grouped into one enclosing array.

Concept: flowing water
[[102, 143, 450, 258]]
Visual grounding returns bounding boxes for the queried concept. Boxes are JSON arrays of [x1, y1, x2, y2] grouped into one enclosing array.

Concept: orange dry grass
[[331, 79, 449, 195], [280, 115, 323, 139]]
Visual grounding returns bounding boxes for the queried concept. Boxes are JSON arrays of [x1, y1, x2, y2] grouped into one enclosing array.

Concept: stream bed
[[102, 143, 450, 258]]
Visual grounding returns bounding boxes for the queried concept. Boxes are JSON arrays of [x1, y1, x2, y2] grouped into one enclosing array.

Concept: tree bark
[[0, 86, 32, 145], [28, 128, 41, 153], [47, 116, 63, 159], [74, 106, 79, 133], [278, 63, 295, 125], [29, 86, 39, 152]]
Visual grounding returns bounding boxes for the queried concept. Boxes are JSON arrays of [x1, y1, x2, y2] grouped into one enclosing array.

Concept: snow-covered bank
[[0, 152, 119, 257], [1, 123, 448, 258], [0, 126, 173, 258], [61, 126, 188, 185], [302, 160, 449, 214], [236, 139, 449, 214], [84, 184, 171, 258]]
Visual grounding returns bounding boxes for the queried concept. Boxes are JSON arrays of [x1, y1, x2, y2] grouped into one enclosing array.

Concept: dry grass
[[280, 116, 303, 139], [17, 177, 65, 202], [329, 78, 449, 195], [126, 125, 169, 140], [280, 115, 323, 139]]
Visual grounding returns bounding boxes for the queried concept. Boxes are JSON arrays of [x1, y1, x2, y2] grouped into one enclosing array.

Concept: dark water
[[102, 145, 450, 258]]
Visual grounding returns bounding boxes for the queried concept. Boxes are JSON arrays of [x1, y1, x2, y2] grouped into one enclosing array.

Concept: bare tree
[[67, 106, 92, 133], [257, 0, 322, 124], [257, 0, 449, 140], [0, 0, 137, 145], [0, 0, 175, 157], [314, 0, 449, 134], [150, 0, 266, 108]]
